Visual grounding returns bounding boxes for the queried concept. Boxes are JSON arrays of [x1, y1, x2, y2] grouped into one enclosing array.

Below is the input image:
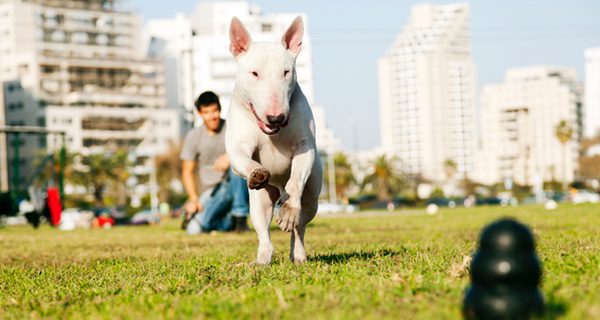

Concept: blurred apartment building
[[0, 0, 179, 192], [474, 66, 582, 185], [584, 47, 600, 139], [144, 0, 340, 153], [378, 3, 477, 182]]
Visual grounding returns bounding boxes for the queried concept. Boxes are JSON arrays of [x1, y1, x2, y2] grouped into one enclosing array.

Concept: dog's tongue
[[258, 120, 280, 135], [249, 102, 281, 135]]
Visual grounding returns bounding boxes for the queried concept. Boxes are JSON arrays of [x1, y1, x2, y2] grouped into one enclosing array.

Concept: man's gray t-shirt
[[180, 121, 227, 193]]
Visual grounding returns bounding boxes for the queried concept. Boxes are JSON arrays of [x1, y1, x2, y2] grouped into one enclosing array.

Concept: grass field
[[1, 204, 599, 319]]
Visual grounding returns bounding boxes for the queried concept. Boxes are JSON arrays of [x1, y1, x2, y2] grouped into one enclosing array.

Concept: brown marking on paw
[[248, 168, 270, 190]]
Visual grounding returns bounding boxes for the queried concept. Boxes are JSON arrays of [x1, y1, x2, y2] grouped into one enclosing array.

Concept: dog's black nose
[[266, 114, 285, 126]]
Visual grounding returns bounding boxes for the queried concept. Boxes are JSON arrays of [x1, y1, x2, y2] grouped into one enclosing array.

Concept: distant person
[[180, 91, 250, 233]]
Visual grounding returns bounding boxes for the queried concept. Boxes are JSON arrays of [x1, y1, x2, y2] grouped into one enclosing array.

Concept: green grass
[[1, 204, 599, 319]]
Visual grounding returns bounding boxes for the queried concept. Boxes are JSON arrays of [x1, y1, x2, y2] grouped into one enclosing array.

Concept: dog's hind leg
[[250, 187, 278, 265], [290, 194, 318, 264], [290, 224, 307, 263]]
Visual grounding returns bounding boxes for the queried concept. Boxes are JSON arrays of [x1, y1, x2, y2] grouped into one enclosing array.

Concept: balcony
[[81, 116, 147, 131], [64, 91, 164, 107]]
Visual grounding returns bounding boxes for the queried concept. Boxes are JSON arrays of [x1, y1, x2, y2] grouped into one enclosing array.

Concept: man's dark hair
[[194, 91, 221, 111]]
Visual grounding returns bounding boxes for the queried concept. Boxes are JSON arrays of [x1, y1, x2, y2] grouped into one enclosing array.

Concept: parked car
[[545, 191, 568, 203], [317, 202, 358, 214], [476, 197, 503, 206], [426, 197, 450, 206], [93, 207, 129, 225], [570, 190, 600, 204], [130, 209, 161, 225]]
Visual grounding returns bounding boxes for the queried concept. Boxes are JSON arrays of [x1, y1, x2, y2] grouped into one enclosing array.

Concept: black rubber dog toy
[[463, 218, 544, 319]]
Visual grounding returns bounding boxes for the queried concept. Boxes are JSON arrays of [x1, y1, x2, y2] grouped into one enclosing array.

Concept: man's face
[[198, 103, 221, 132]]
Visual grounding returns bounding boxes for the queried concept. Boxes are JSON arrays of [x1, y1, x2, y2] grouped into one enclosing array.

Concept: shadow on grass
[[267, 221, 326, 231], [544, 295, 568, 319], [311, 248, 402, 264]]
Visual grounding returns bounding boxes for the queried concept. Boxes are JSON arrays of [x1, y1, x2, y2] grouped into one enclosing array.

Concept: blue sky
[[131, 0, 600, 151]]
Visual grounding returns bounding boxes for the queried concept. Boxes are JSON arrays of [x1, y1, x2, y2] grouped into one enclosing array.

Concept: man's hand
[[213, 153, 230, 172], [184, 198, 203, 216], [181, 198, 202, 230]]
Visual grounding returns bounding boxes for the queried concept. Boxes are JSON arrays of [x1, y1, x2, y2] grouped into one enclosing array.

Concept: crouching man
[[180, 91, 250, 233]]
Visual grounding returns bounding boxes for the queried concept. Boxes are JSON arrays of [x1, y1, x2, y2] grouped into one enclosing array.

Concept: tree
[[555, 120, 573, 189], [32, 150, 77, 188], [32, 150, 131, 206], [443, 158, 458, 181], [154, 142, 183, 202], [323, 152, 356, 201], [71, 150, 130, 206], [579, 134, 600, 181], [362, 154, 405, 201]]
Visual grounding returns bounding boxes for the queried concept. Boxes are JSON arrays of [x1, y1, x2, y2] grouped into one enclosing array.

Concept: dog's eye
[[251, 71, 259, 78], [284, 70, 290, 77]]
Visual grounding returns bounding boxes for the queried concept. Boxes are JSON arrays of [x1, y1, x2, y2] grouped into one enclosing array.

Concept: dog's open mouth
[[249, 103, 288, 135]]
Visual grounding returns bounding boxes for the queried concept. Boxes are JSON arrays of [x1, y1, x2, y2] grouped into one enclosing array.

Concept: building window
[[8, 102, 24, 111], [95, 34, 109, 45], [71, 32, 89, 44], [261, 23, 273, 32], [39, 136, 47, 148], [51, 30, 65, 42], [7, 83, 21, 92], [9, 120, 25, 126]]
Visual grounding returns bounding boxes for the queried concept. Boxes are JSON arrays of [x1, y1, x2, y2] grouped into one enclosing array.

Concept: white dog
[[225, 16, 322, 265]]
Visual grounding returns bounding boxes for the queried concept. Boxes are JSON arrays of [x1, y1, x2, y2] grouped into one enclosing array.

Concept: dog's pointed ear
[[230, 17, 252, 58], [282, 16, 303, 56]]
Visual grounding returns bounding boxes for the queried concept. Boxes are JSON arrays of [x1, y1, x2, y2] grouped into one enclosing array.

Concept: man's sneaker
[[233, 216, 250, 233], [185, 215, 205, 235]]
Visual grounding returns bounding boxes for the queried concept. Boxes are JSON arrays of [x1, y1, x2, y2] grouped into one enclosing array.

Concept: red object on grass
[[97, 215, 115, 227], [47, 187, 62, 226]]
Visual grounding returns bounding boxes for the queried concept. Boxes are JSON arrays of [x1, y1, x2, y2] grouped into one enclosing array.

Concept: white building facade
[[144, 13, 194, 133], [378, 3, 477, 182], [474, 66, 582, 185], [145, 0, 340, 152], [584, 47, 600, 138], [0, 0, 179, 191]]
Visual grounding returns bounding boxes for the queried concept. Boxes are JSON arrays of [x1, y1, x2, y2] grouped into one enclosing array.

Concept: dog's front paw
[[275, 202, 300, 232], [248, 168, 270, 190]]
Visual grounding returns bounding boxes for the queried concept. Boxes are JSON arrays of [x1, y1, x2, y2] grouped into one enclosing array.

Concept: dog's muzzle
[[249, 103, 288, 135]]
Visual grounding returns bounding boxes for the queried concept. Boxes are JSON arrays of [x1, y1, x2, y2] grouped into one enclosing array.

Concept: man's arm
[[181, 160, 198, 200], [181, 160, 202, 214], [180, 128, 204, 214], [213, 153, 230, 172]]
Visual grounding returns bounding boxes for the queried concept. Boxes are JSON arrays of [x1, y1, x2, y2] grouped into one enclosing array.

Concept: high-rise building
[[584, 47, 600, 138], [145, 0, 340, 152], [144, 13, 194, 134], [0, 0, 179, 191], [378, 3, 477, 182], [474, 66, 582, 185]]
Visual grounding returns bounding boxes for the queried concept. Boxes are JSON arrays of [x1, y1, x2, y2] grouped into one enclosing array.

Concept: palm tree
[[555, 120, 573, 189], [362, 154, 405, 201], [72, 150, 130, 206], [323, 152, 356, 201], [443, 158, 458, 181], [32, 150, 130, 206], [32, 150, 77, 188]]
